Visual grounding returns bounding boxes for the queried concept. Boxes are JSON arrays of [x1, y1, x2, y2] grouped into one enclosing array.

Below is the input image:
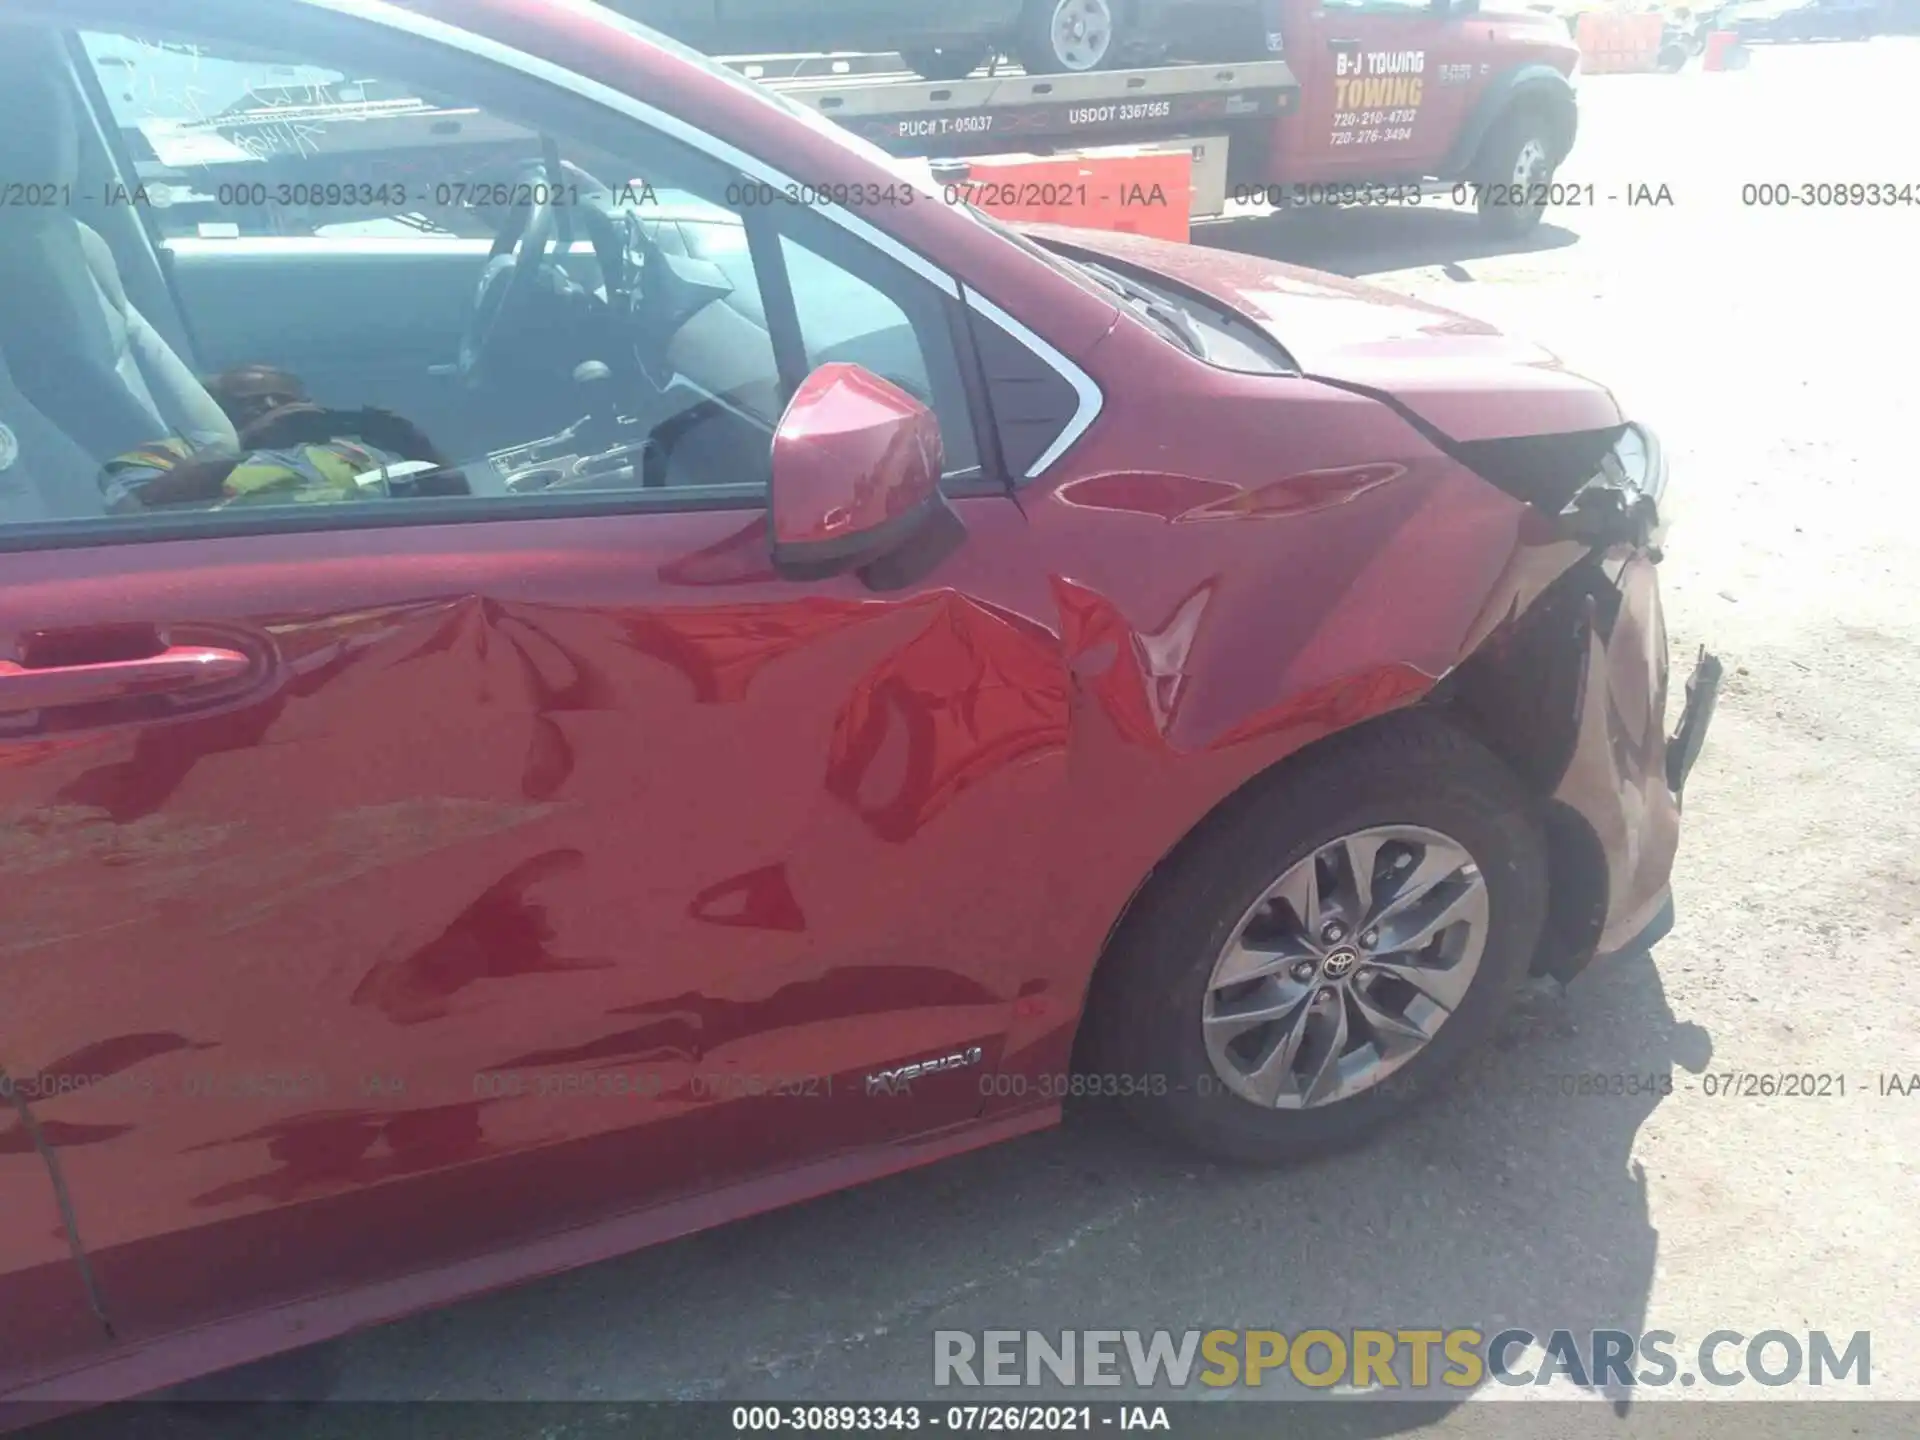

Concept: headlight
[[1602, 422, 1670, 552], [1605, 422, 1664, 502], [1562, 422, 1670, 554]]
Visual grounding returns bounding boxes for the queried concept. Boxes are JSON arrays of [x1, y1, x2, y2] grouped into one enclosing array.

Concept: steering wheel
[[625, 218, 677, 389], [456, 185, 557, 390]]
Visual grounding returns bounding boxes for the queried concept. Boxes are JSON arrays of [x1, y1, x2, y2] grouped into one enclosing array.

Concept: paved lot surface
[[41, 37, 1920, 1440]]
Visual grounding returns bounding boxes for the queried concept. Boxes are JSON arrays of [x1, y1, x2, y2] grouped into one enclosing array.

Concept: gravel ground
[[36, 36, 1920, 1440]]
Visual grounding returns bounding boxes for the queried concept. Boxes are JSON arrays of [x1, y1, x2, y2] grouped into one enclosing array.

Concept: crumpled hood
[[1028, 225, 1624, 443]]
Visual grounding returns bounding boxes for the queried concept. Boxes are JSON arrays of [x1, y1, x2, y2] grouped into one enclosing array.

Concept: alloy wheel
[[1201, 825, 1490, 1110]]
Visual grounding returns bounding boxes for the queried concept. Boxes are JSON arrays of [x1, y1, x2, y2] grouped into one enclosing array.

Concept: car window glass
[[782, 238, 931, 407], [76, 32, 524, 242], [0, 23, 979, 539], [544, 0, 952, 196]]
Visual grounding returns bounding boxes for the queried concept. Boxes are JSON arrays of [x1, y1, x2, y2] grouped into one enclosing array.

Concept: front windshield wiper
[[971, 212, 1212, 359], [1073, 260, 1210, 361]]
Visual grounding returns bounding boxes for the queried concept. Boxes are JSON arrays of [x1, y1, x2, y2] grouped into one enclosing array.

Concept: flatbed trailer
[[731, 51, 1301, 219], [738, 51, 1296, 158]]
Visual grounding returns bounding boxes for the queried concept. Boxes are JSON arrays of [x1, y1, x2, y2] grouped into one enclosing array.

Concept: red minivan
[[0, 0, 1712, 1408]]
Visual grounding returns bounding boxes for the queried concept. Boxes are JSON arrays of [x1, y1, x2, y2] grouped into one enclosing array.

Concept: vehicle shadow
[[1193, 206, 1582, 280], [32, 940, 1712, 1439]]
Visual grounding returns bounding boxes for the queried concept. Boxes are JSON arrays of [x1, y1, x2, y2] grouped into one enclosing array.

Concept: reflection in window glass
[[79, 30, 541, 240], [781, 236, 930, 406], [0, 24, 985, 536]]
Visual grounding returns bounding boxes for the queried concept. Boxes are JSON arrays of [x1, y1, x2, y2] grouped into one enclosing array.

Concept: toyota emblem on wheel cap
[[1322, 948, 1359, 979]]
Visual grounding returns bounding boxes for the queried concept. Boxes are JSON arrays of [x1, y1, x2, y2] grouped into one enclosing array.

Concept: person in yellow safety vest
[[101, 364, 447, 513]]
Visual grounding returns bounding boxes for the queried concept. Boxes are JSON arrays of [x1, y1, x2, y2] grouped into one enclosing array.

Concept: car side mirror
[[768, 362, 963, 587]]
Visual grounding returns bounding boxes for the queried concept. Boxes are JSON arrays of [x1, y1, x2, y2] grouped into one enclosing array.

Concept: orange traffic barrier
[[1576, 11, 1665, 73], [940, 148, 1193, 243], [1701, 29, 1743, 69]]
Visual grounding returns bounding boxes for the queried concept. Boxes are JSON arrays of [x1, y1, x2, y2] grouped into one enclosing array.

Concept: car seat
[[0, 27, 237, 506]]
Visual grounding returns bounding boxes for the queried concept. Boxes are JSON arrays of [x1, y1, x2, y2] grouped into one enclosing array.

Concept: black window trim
[[960, 289, 1106, 486]]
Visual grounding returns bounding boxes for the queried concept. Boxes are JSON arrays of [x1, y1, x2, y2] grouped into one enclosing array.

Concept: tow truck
[[720, 0, 1583, 236], [105, 0, 1580, 240]]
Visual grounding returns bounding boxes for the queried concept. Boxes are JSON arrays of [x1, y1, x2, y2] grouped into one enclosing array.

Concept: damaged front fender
[[1249, 395, 1697, 980], [1441, 536, 1703, 980]]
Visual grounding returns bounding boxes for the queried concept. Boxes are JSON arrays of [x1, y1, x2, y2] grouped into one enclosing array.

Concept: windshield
[[947, 213, 1205, 356], [957, 201, 1118, 288]]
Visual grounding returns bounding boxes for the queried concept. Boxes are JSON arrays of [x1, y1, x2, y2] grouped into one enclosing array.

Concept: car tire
[[1475, 110, 1558, 237], [1088, 714, 1548, 1166], [1017, 0, 1124, 74], [902, 45, 990, 80]]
